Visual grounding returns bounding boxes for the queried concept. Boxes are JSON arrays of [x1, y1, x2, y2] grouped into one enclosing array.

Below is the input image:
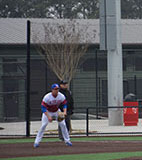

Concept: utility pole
[[100, 0, 123, 125]]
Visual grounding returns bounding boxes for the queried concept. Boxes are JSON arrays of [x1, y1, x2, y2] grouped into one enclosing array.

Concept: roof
[[0, 18, 142, 45]]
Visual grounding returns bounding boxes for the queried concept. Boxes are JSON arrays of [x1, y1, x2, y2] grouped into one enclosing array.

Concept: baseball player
[[34, 83, 72, 148]]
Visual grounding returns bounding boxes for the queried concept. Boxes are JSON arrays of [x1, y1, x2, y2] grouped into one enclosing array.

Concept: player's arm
[[41, 105, 52, 122], [63, 105, 67, 116], [61, 99, 67, 116]]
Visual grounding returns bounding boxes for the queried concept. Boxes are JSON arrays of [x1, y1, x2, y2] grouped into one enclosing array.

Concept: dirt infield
[[1, 141, 142, 158]]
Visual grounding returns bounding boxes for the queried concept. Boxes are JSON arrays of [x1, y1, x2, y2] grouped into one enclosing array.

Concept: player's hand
[[44, 111, 52, 122], [48, 116, 52, 122], [63, 112, 67, 116]]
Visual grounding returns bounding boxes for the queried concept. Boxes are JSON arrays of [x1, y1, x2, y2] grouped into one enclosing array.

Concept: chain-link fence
[[1, 20, 142, 137], [0, 56, 27, 136]]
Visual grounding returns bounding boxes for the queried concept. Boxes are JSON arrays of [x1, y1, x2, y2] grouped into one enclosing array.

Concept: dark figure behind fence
[[58, 80, 74, 141]]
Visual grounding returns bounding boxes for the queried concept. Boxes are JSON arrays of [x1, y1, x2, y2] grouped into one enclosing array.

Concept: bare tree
[[32, 19, 96, 83]]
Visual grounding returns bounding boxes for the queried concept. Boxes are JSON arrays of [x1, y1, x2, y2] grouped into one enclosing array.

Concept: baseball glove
[[57, 112, 65, 122]]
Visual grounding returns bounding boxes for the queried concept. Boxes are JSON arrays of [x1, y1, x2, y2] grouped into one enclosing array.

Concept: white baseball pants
[[34, 110, 70, 144]]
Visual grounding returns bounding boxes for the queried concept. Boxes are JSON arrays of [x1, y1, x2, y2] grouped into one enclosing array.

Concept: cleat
[[65, 141, 72, 146], [34, 143, 39, 148]]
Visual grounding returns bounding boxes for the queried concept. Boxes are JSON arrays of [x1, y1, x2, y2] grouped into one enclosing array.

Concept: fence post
[[26, 20, 31, 137], [95, 50, 99, 119], [134, 75, 137, 96], [86, 108, 89, 136]]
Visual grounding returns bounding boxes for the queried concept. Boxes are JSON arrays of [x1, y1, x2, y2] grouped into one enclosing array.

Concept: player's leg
[[56, 109, 64, 141], [58, 120, 72, 146], [58, 125, 64, 141], [65, 115, 71, 132], [34, 113, 48, 147], [58, 115, 70, 141]]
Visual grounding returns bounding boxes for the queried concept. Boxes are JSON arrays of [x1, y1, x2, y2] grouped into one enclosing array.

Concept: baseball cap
[[60, 80, 68, 85], [51, 84, 59, 90]]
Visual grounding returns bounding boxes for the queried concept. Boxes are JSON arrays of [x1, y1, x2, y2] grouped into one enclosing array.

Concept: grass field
[[1, 136, 142, 144], [1, 136, 142, 160], [0, 152, 142, 160]]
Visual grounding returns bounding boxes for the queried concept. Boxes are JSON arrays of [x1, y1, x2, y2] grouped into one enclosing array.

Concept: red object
[[123, 101, 138, 126]]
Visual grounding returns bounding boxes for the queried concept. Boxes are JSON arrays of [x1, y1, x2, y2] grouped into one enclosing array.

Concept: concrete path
[[0, 119, 142, 136]]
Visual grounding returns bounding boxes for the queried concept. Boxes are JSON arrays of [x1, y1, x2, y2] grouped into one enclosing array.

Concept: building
[[0, 18, 142, 121]]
